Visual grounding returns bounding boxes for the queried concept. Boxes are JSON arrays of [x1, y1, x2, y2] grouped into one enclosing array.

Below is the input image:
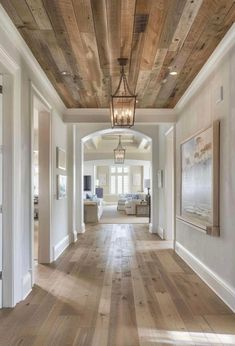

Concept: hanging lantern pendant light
[[111, 58, 137, 128], [114, 135, 126, 164]]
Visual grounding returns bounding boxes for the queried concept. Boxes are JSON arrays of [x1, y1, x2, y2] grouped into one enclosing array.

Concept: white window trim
[[109, 165, 129, 195]]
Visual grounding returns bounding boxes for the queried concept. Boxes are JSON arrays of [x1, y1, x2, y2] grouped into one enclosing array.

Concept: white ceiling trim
[[176, 22, 235, 112], [64, 108, 176, 124]]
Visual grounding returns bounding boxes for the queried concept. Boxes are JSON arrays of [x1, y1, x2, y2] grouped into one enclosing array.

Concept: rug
[[100, 204, 149, 224]]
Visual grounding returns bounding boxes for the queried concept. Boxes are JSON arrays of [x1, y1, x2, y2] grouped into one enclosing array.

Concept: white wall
[[0, 5, 72, 306], [156, 125, 170, 237], [66, 124, 74, 242], [175, 28, 235, 309], [156, 124, 175, 240], [52, 113, 70, 247]]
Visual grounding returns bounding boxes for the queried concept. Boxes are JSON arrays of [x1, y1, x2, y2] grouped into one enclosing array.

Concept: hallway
[[0, 224, 235, 346]]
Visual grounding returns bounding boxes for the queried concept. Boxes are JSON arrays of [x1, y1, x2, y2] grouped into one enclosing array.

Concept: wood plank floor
[[0, 224, 235, 346]]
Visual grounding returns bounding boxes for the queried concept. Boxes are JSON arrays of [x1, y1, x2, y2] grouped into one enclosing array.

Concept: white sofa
[[117, 193, 146, 212], [117, 198, 127, 211]]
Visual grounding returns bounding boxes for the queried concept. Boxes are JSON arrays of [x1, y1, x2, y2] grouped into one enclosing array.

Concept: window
[[110, 175, 116, 194], [110, 166, 129, 194]]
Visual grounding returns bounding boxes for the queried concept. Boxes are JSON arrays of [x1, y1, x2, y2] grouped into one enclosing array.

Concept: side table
[[136, 203, 149, 217]]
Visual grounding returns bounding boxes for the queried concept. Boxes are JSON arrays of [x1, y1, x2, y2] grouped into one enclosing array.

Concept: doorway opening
[[82, 129, 152, 225], [31, 89, 52, 280], [165, 127, 175, 241], [0, 74, 2, 308], [33, 108, 39, 264]]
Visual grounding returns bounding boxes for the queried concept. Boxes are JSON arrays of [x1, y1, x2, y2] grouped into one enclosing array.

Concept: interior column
[[75, 126, 85, 234], [149, 131, 159, 233]]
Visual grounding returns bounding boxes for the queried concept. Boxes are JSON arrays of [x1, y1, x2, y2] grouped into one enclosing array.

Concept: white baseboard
[[78, 223, 85, 234], [0, 280, 2, 308], [72, 230, 77, 242], [53, 234, 70, 261], [158, 227, 165, 239], [22, 271, 32, 300], [175, 241, 235, 312], [149, 223, 153, 233]]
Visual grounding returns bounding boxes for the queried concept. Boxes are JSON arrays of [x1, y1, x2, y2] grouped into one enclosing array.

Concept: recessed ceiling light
[[61, 71, 70, 76], [161, 78, 167, 84], [169, 71, 178, 76]]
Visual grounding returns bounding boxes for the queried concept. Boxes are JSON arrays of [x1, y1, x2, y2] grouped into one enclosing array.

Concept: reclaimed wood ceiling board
[[1, 0, 235, 108]]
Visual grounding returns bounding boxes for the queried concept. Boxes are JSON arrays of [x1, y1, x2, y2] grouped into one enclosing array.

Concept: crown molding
[[64, 108, 176, 124], [0, 5, 66, 114], [0, 45, 19, 72], [176, 23, 235, 112]]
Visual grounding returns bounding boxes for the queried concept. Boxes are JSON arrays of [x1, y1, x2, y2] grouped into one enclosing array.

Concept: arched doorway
[[73, 125, 159, 235]]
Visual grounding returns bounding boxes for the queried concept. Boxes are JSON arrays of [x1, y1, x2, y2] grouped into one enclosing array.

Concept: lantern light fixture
[[114, 135, 126, 164], [110, 58, 137, 128]]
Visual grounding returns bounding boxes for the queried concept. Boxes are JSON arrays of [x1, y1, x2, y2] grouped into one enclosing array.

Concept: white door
[[0, 75, 3, 308]]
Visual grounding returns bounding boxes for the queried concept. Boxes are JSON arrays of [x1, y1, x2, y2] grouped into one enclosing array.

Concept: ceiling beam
[[92, 136, 100, 149], [138, 138, 148, 150]]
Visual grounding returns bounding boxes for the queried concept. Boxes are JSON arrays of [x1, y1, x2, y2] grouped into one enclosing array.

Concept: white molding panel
[[157, 227, 165, 239], [22, 272, 32, 300], [78, 223, 86, 234], [0, 280, 2, 308], [72, 231, 77, 242], [53, 235, 70, 261], [175, 241, 235, 313]]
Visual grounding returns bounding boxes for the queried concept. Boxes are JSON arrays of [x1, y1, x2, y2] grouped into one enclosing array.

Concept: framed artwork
[[99, 173, 106, 186], [56, 146, 66, 170], [133, 173, 141, 186], [179, 121, 220, 236], [57, 174, 67, 199]]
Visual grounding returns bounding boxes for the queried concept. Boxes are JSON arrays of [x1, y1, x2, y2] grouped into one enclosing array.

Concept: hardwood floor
[[0, 224, 235, 346]]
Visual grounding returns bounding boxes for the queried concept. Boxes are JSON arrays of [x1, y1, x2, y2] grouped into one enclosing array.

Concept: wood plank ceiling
[[1, 0, 235, 108]]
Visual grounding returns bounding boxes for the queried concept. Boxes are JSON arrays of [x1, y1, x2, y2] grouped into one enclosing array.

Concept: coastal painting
[[181, 127, 213, 226], [57, 174, 67, 199]]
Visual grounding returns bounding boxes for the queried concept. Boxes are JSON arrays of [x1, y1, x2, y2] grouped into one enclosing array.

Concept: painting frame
[[57, 174, 67, 200], [178, 121, 220, 236], [56, 146, 66, 171]]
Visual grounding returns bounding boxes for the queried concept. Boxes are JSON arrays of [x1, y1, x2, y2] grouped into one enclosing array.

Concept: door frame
[[0, 74, 2, 308], [78, 127, 156, 232], [164, 125, 176, 243], [30, 82, 52, 285], [0, 46, 21, 307]]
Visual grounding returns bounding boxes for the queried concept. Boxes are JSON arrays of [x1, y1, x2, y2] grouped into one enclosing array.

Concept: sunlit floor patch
[[139, 328, 235, 345]]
